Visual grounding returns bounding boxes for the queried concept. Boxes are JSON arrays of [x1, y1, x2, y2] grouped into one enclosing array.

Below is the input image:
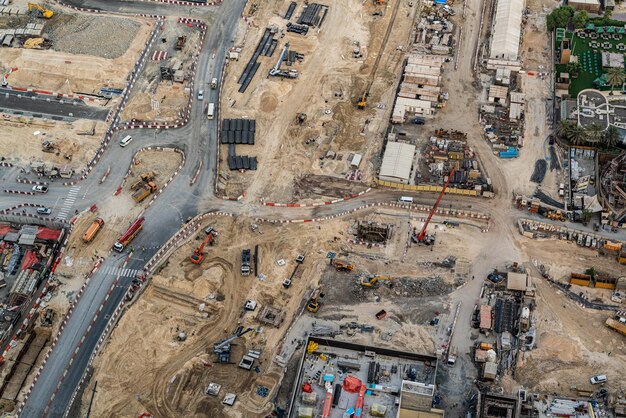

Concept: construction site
[[120, 20, 204, 123], [218, 0, 418, 201], [0, 216, 66, 412], [77, 200, 493, 417]]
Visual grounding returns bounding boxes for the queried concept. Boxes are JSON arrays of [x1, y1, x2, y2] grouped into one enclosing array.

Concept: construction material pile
[[530, 159, 547, 183]]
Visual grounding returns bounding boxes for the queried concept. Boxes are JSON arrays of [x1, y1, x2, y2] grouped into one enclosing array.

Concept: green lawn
[[561, 28, 626, 96]]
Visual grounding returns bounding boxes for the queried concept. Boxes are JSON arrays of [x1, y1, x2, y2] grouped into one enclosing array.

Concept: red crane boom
[[417, 167, 456, 242], [190, 232, 214, 264]]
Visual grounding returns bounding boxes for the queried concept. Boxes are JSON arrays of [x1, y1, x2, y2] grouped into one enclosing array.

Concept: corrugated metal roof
[[480, 305, 492, 330], [379, 142, 416, 182], [489, 0, 524, 61]]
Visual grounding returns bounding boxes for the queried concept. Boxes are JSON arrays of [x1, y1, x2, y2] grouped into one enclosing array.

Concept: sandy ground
[[0, 14, 153, 94], [219, 0, 414, 201], [120, 23, 200, 122], [80, 207, 491, 418], [0, 118, 107, 172]]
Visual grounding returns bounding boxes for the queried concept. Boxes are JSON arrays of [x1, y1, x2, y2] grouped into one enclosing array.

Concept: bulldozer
[[332, 259, 355, 272], [547, 210, 566, 222], [41, 140, 58, 153], [360, 275, 394, 288], [23, 38, 50, 49], [28, 3, 54, 19]]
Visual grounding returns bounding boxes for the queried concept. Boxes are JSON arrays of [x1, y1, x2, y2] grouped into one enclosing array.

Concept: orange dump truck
[[82, 218, 105, 243]]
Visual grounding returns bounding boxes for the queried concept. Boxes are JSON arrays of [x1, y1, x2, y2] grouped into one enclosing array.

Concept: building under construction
[[356, 222, 392, 244], [479, 392, 519, 418], [599, 151, 626, 222]]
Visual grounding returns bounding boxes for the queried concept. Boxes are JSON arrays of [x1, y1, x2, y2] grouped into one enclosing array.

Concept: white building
[[379, 142, 416, 184], [488, 0, 524, 67]]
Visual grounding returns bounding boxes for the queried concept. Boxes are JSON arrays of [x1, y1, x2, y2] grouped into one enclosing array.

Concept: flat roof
[[288, 337, 438, 418], [507, 272, 528, 291], [380, 141, 416, 182]]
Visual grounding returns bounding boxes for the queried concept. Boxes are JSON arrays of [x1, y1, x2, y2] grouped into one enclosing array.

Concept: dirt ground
[[120, 22, 201, 122], [0, 117, 107, 172], [0, 13, 153, 94], [79, 207, 490, 418], [219, 0, 415, 201]]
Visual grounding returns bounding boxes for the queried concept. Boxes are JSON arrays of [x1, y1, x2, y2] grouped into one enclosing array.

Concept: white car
[[32, 185, 48, 193], [37, 207, 52, 215], [198, 90, 204, 100], [590, 375, 607, 384]]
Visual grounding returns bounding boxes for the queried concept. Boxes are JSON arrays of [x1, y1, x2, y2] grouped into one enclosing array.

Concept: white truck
[[210, 78, 218, 89], [207, 102, 215, 120]]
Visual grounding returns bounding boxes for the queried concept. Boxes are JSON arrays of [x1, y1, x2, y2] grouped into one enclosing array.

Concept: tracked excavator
[[190, 231, 214, 264], [360, 275, 394, 288], [28, 3, 54, 18]]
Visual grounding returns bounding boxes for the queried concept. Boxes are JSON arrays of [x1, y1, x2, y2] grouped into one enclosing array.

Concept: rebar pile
[[530, 159, 547, 183]]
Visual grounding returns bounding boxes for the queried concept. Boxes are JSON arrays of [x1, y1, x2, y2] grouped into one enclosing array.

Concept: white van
[[399, 196, 414, 203], [590, 375, 607, 384], [120, 135, 133, 147]]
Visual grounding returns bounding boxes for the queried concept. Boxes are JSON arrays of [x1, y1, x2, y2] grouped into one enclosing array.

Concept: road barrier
[[4, 189, 35, 196], [262, 188, 372, 207], [16, 177, 48, 186]]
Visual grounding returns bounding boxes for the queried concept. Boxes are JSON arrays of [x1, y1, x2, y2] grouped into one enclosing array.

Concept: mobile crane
[[413, 166, 456, 245], [190, 232, 214, 264]]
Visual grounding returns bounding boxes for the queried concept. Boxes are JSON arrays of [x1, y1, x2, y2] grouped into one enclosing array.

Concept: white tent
[[489, 0, 525, 62]]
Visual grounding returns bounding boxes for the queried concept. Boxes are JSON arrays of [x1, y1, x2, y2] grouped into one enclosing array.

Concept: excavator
[[28, 3, 54, 19], [190, 232, 214, 264], [360, 275, 394, 288], [547, 210, 566, 222], [213, 326, 253, 363]]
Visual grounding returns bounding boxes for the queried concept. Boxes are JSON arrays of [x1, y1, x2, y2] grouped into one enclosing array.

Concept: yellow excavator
[[23, 38, 45, 49], [28, 3, 54, 19], [360, 275, 394, 288], [332, 259, 355, 272]]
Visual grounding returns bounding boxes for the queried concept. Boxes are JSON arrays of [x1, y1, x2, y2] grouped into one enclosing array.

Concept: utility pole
[[85, 381, 97, 418]]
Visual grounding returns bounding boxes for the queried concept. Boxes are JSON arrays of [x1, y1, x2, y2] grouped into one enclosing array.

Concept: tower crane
[[190, 231, 214, 264], [414, 166, 456, 245]]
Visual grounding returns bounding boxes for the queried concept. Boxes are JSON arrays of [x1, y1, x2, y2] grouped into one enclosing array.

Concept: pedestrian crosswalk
[[98, 266, 140, 278], [56, 186, 81, 220]]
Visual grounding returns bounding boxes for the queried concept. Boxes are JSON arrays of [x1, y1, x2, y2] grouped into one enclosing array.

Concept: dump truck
[[241, 249, 251, 276], [447, 346, 457, 365], [132, 182, 157, 203], [332, 259, 354, 271], [82, 218, 105, 243], [129, 172, 155, 191], [307, 288, 323, 313], [605, 314, 626, 337], [210, 78, 218, 89], [113, 217, 144, 252], [175, 35, 186, 50]]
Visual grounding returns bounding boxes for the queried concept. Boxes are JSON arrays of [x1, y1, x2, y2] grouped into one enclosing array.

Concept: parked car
[[412, 117, 425, 125], [37, 207, 52, 215], [590, 375, 607, 385], [32, 185, 48, 193]]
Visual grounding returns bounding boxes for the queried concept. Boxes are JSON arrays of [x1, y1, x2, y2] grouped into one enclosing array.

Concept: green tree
[[546, 6, 575, 31], [603, 125, 622, 147], [606, 67, 625, 95], [603, 9, 613, 22], [566, 124, 587, 145], [566, 61, 581, 78], [573, 10, 588, 28], [586, 123, 604, 143]]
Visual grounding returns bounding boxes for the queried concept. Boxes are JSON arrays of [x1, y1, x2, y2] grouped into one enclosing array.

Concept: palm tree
[[605, 67, 625, 95], [603, 125, 622, 147], [565, 124, 587, 145], [556, 120, 572, 139], [585, 123, 604, 143]]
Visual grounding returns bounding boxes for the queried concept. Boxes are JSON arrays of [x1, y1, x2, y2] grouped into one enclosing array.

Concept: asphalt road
[[0, 88, 108, 120], [17, 0, 246, 416]]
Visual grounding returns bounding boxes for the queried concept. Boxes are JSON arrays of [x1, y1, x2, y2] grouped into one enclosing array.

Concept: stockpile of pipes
[[284, 1, 297, 20], [549, 146, 561, 171], [297, 3, 329, 27], [286, 22, 308, 35], [238, 28, 277, 93], [530, 159, 547, 183], [221, 119, 256, 145]]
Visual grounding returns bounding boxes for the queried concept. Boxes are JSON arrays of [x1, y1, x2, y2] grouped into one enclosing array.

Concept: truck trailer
[[82, 218, 105, 243], [132, 182, 157, 203], [113, 217, 144, 252], [241, 249, 251, 276]]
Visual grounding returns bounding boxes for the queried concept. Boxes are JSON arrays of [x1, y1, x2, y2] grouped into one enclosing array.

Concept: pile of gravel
[[47, 15, 141, 59]]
